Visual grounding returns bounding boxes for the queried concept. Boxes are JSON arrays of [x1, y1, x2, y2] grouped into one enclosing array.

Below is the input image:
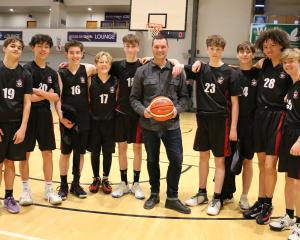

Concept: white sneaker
[[239, 195, 250, 211], [269, 214, 296, 231], [19, 189, 33, 206], [131, 183, 145, 200], [112, 182, 130, 198], [45, 188, 62, 205], [207, 198, 222, 216], [288, 223, 300, 240], [185, 192, 208, 207]]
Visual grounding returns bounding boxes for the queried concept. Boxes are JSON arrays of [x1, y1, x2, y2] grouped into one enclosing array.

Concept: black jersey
[[237, 67, 259, 117], [0, 61, 32, 123], [110, 60, 142, 116], [285, 80, 300, 128], [185, 63, 241, 116], [257, 58, 292, 110], [23, 61, 60, 109], [89, 75, 118, 121], [58, 64, 90, 131]]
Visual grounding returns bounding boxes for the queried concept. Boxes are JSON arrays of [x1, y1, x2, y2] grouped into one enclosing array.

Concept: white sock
[[22, 181, 30, 191], [240, 194, 248, 199], [45, 182, 53, 191]]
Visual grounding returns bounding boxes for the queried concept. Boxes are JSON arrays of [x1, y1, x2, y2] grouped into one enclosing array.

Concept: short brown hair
[[255, 29, 289, 52], [237, 41, 255, 53], [122, 34, 140, 45], [281, 48, 300, 62], [64, 40, 84, 52], [3, 37, 24, 50], [94, 51, 113, 64], [152, 34, 168, 46], [206, 35, 226, 49]]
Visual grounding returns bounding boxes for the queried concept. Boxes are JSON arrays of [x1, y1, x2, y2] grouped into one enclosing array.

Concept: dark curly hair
[[255, 29, 289, 52], [29, 34, 53, 48]]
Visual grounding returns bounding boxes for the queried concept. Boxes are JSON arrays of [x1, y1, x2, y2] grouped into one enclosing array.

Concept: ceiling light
[[88, 7, 92, 11], [9, 8, 14, 12], [49, 8, 51, 11]]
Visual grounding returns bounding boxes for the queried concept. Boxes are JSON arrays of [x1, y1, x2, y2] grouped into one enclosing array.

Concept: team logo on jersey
[[251, 79, 257, 86], [293, 90, 299, 99], [280, 72, 286, 79], [109, 86, 115, 93], [47, 76, 52, 84], [217, 76, 224, 84], [80, 76, 86, 84], [16, 79, 23, 88]]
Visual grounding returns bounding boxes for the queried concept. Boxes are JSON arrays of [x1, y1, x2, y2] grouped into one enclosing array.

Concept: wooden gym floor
[[0, 112, 288, 240]]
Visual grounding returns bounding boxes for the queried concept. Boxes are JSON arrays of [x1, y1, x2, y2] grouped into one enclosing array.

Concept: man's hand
[[290, 140, 300, 156], [13, 126, 26, 144], [59, 62, 68, 69], [144, 107, 152, 118], [60, 118, 74, 129], [172, 64, 184, 77], [229, 128, 238, 141], [0, 128, 4, 143], [139, 57, 152, 65], [192, 60, 201, 73]]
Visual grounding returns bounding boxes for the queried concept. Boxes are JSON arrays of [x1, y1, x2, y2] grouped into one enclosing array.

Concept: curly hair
[[255, 28, 289, 51]]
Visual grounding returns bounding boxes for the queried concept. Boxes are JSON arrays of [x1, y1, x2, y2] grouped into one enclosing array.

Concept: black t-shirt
[[58, 64, 90, 131], [236, 67, 259, 117], [89, 75, 118, 121], [285, 80, 300, 128], [23, 61, 60, 109], [110, 60, 142, 116], [257, 58, 293, 110], [185, 63, 241, 116], [0, 61, 32, 122]]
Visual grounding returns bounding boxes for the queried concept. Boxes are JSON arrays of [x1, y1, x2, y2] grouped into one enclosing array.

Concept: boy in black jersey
[[56, 41, 95, 200], [88, 51, 117, 194], [111, 34, 145, 199], [269, 49, 300, 237], [19, 34, 62, 206], [243, 29, 292, 224], [184, 35, 241, 216], [0, 37, 32, 213]]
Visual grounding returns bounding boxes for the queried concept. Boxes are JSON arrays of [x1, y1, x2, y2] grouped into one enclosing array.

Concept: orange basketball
[[149, 96, 174, 122]]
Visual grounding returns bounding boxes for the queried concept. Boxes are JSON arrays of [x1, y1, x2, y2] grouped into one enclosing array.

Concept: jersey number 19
[[2, 88, 15, 99]]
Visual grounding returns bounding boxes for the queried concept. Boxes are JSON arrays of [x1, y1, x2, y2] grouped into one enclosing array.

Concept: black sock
[[286, 209, 294, 219], [120, 169, 128, 184], [5, 189, 13, 199], [213, 192, 221, 199], [198, 188, 207, 194], [296, 216, 300, 224], [133, 170, 140, 183], [258, 197, 265, 204], [265, 197, 272, 205], [60, 175, 68, 185]]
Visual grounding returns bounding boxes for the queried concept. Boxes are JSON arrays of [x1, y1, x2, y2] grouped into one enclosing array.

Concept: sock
[[5, 189, 13, 199], [60, 175, 67, 185], [265, 197, 272, 205], [198, 188, 207, 194], [286, 209, 294, 219], [22, 181, 30, 191], [102, 176, 108, 181], [296, 216, 300, 224], [240, 194, 247, 199], [133, 170, 140, 183], [213, 192, 221, 199], [45, 182, 53, 191], [258, 197, 265, 204], [120, 169, 128, 184]]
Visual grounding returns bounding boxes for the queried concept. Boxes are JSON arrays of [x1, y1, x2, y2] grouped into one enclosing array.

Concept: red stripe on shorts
[[135, 121, 143, 143], [274, 112, 285, 155], [224, 117, 231, 157]]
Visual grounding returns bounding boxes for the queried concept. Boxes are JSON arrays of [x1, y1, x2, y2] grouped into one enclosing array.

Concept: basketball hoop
[[146, 23, 163, 39]]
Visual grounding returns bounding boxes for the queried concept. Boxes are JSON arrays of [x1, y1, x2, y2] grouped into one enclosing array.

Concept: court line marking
[[0, 230, 44, 240]]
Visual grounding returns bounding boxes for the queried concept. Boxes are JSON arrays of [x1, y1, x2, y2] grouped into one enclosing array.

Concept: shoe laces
[[210, 198, 220, 207], [260, 203, 271, 215], [92, 178, 100, 186], [7, 197, 17, 206], [102, 179, 110, 187]]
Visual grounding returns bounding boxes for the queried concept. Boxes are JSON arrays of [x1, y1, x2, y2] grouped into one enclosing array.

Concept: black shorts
[[278, 127, 300, 180], [253, 109, 285, 155], [25, 107, 56, 152], [88, 119, 115, 153], [238, 116, 255, 160], [193, 115, 231, 157], [0, 122, 27, 162], [115, 112, 143, 144], [60, 123, 89, 155]]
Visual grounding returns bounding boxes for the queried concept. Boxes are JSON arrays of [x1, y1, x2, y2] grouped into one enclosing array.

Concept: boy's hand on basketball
[[59, 62, 68, 69], [229, 128, 238, 141], [0, 128, 3, 142], [290, 140, 300, 156], [144, 108, 152, 118], [192, 60, 201, 73], [60, 118, 74, 129], [13, 126, 26, 144]]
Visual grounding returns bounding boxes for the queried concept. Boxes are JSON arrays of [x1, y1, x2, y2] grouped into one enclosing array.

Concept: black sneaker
[[256, 203, 273, 225], [57, 184, 69, 201], [243, 201, 263, 219], [70, 183, 87, 198]]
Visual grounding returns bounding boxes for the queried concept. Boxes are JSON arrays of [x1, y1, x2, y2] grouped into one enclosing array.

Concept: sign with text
[[0, 31, 23, 41], [67, 32, 117, 42], [105, 12, 130, 21]]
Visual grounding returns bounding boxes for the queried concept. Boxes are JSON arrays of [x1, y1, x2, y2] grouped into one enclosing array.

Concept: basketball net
[[146, 23, 163, 39]]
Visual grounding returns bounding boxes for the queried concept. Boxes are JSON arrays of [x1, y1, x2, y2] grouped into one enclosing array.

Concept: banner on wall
[[0, 31, 23, 41], [67, 32, 117, 42], [250, 23, 300, 48]]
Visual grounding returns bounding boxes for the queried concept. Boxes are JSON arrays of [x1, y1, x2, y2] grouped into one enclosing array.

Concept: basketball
[[149, 96, 175, 122]]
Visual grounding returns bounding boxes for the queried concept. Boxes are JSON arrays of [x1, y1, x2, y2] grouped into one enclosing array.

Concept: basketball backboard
[[130, 0, 188, 31]]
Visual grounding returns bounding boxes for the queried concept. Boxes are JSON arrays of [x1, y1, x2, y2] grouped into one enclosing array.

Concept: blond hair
[[94, 51, 113, 64], [281, 48, 300, 62]]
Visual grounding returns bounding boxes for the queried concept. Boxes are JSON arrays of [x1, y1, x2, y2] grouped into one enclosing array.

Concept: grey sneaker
[[269, 214, 295, 231], [4, 197, 20, 214], [185, 192, 208, 207]]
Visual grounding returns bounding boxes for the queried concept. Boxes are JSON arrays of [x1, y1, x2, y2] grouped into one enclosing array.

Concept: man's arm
[[229, 96, 239, 141], [174, 71, 189, 116]]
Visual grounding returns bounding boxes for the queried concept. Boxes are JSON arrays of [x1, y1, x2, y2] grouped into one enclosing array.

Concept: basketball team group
[[0, 28, 300, 239]]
